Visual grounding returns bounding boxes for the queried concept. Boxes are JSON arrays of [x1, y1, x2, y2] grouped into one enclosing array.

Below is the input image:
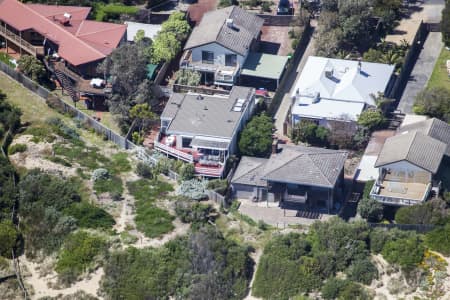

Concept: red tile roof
[[0, 0, 126, 66]]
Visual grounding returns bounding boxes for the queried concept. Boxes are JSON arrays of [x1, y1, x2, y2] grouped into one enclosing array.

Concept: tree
[[151, 32, 181, 63], [292, 120, 329, 147], [357, 197, 383, 222], [130, 103, 157, 142], [98, 42, 156, 131], [133, 29, 146, 43], [425, 223, 450, 256], [175, 69, 201, 86], [381, 235, 425, 272], [357, 109, 385, 131], [17, 55, 46, 82], [413, 87, 450, 123], [160, 12, 191, 40], [345, 258, 378, 284], [395, 198, 449, 225], [239, 114, 274, 157]]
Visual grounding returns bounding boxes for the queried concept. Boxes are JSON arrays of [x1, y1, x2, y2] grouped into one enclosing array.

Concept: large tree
[[98, 41, 156, 132], [238, 113, 274, 157]]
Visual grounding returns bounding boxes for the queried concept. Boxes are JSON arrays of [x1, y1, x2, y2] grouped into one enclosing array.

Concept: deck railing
[[370, 181, 431, 206], [0, 26, 44, 56], [153, 140, 194, 163]]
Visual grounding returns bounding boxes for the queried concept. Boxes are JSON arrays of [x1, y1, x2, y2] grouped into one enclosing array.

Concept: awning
[[190, 137, 229, 150], [241, 52, 289, 80]]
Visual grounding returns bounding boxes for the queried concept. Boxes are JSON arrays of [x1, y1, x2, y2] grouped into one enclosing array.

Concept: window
[[182, 137, 192, 148], [202, 51, 214, 64], [225, 54, 237, 67]]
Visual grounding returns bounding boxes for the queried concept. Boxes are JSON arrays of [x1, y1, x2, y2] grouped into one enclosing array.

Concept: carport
[[239, 52, 289, 91]]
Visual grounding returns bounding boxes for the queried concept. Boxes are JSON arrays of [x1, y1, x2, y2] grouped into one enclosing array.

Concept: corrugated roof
[[241, 52, 289, 80], [375, 131, 447, 173], [232, 145, 348, 188], [0, 0, 126, 66], [184, 6, 263, 56]]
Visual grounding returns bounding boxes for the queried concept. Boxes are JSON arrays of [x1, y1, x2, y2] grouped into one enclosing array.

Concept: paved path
[[397, 32, 443, 113], [274, 20, 317, 138]]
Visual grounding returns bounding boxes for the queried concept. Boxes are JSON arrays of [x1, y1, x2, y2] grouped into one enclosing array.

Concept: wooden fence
[[0, 61, 136, 150]]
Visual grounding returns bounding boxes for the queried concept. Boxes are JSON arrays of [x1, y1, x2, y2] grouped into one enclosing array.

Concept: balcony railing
[[0, 26, 44, 56], [154, 140, 194, 163], [195, 165, 224, 178], [370, 182, 432, 206], [283, 191, 308, 203]]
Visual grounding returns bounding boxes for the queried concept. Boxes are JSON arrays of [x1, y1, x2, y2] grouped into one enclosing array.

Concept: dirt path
[[244, 248, 263, 300], [21, 257, 103, 300]]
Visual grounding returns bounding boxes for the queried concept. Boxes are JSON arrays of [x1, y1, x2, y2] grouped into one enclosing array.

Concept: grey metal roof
[[398, 118, 450, 156], [184, 6, 264, 56], [163, 86, 254, 138], [232, 145, 348, 188], [190, 137, 229, 149], [375, 131, 447, 173]]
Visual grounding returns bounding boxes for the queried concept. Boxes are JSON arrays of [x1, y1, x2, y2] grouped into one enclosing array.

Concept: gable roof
[[291, 56, 395, 106], [232, 145, 348, 188], [184, 6, 263, 56], [398, 118, 450, 156], [0, 0, 126, 66], [375, 131, 447, 173]]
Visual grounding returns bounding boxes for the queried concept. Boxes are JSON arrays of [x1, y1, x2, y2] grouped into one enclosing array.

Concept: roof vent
[[63, 13, 72, 19], [226, 18, 234, 28], [324, 66, 333, 79], [197, 95, 203, 100], [204, 106, 208, 110]]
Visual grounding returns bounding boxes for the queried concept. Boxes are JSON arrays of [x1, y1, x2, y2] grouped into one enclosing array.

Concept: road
[[396, 0, 445, 114], [274, 20, 317, 139], [397, 32, 444, 114]]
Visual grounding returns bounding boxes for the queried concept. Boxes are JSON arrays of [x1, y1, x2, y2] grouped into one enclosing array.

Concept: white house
[[371, 118, 450, 206], [290, 56, 396, 129], [180, 6, 264, 87], [154, 86, 256, 178]]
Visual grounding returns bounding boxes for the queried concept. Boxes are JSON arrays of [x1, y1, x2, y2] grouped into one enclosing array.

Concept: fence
[[389, 21, 428, 101], [267, 19, 312, 116], [0, 61, 136, 150], [172, 83, 231, 95], [368, 222, 437, 233], [256, 14, 295, 26]]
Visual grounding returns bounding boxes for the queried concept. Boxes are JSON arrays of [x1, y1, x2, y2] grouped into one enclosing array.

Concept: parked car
[[277, 0, 293, 15]]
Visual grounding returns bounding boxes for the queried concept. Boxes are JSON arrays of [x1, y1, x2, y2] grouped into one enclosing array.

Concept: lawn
[[427, 47, 450, 92]]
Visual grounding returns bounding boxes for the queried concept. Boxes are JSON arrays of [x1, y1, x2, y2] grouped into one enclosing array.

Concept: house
[[125, 21, 161, 43], [154, 86, 256, 178], [231, 144, 348, 212], [290, 56, 395, 130], [181, 6, 264, 87], [371, 118, 450, 206], [0, 0, 126, 76]]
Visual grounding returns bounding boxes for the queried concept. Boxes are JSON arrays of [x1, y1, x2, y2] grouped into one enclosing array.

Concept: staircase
[[54, 69, 78, 102]]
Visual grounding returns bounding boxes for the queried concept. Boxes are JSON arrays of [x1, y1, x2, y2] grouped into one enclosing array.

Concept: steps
[[54, 69, 78, 102]]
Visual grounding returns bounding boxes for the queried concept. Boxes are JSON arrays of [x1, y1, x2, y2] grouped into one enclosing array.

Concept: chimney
[[226, 18, 234, 29], [357, 60, 362, 73], [272, 137, 278, 155]]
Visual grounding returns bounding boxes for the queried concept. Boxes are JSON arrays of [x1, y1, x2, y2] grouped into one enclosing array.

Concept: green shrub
[[64, 202, 115, 229], [8, 143, 27, 155], [338, 282, 370, 300], [425, 223, 450, 255], [120, 231, 138, 244], [381, 235, 425, 272], [362, 180, 375, 198], [91, 168, 110, 182], [174, 199, 215, 229], [176, 179, 207, 200], [56, 231, 107, 284], [0, 221, 21, 258], [321, 278, 349, 300], [46, 156, 72, 167], [93, 176, 123, 196], [179, 163, 195, 181], [95, 4, 139, 21], [175, 69, 201, 86], [108, 153, 131, 174], [345, 258, 378, 284], [206, 179, 228, 195], [136, 162, 154, 179], [357, 109, 385, 131], [239, 113, 274, 157], [357, 197, 383, 222], [395, 199, 449, 225]]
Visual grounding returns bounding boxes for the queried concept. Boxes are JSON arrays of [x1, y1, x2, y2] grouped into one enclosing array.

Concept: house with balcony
[[231, 144, 348, 212], [154, 86, 256, 178], [371, 118, 450, 206], [0, 0, 127, 104], [290, 56, 396, 131], [181, 6, 264, 88]]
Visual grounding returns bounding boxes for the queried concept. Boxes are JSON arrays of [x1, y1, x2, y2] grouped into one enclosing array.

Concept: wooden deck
[[377, 180, 429, 201]]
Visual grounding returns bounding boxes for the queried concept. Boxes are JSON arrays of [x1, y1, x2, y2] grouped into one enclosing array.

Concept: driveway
[[273, 20, 317, 138], [397, 32, 443, 113]]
